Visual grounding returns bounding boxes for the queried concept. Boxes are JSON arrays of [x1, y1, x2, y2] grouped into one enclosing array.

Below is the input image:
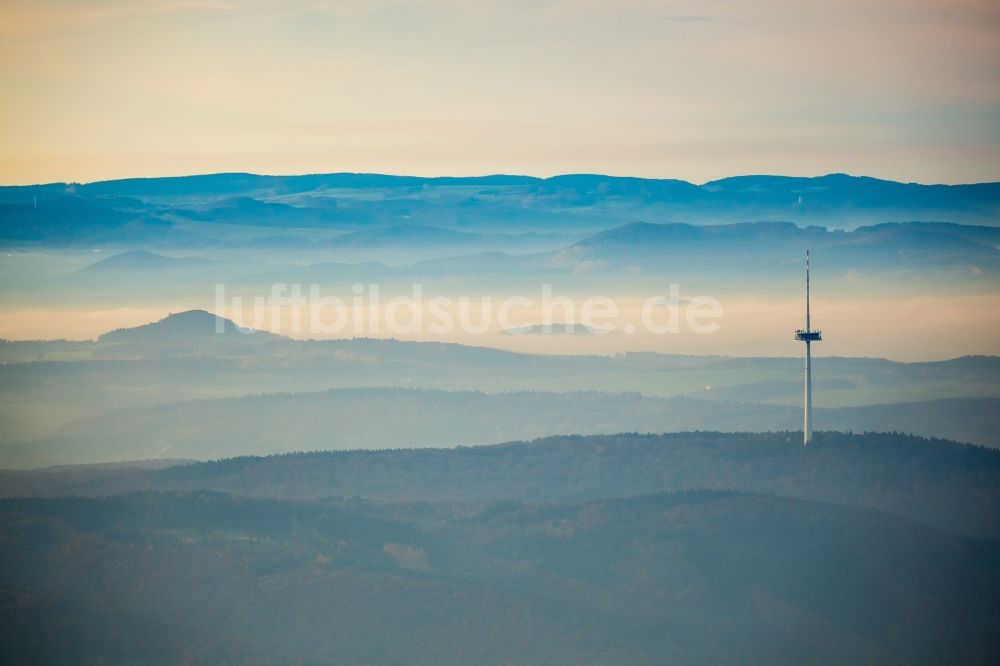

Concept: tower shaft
[[804, 340, 812, 445]]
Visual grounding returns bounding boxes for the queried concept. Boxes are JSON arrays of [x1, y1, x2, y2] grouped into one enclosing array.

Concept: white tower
[[794, 250, 821, 445]]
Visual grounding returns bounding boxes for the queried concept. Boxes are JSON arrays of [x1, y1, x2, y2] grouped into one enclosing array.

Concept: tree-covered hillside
[[4, 432, 999, 540], [1, 489, 997, 665]]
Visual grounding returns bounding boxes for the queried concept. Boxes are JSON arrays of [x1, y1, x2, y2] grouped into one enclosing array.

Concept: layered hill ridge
[[1, 309, 997, 458], [57, 220, 1000, 282]]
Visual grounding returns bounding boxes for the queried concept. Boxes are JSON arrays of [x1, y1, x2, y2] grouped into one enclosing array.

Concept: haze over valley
[[2, 173, 998, 358]]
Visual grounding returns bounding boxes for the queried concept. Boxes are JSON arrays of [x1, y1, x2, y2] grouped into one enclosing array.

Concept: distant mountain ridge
[[2, 172, 997, 218], [3, 171, 998, 198], [3, 171, 999, 246], [573, 219, 1000, 248], [546, 219, 1000, 274], [78, 250, 216, 273], [99, 310, 282, 343]]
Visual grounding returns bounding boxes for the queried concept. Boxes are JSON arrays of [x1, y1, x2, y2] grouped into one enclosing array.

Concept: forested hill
[[1, 489, 998, 665], [4, 431, 999, 539], [3, 431, 999, 663]]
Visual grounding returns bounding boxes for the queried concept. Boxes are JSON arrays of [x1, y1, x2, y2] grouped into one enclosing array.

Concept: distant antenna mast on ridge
[[794, 250, 822, 445]]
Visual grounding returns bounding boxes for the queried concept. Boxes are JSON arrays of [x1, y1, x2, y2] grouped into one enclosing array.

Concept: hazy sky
[[1, 0, 998, 185]]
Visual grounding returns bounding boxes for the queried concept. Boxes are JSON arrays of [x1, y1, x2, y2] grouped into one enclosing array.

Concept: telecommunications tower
[[794, 250, 822, 445]]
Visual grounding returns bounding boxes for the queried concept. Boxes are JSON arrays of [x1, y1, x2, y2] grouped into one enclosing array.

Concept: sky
[[1, 0, 998, 185]]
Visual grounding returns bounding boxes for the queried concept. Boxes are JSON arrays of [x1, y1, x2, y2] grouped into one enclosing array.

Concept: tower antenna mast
[[794, 250, 822, 445]]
